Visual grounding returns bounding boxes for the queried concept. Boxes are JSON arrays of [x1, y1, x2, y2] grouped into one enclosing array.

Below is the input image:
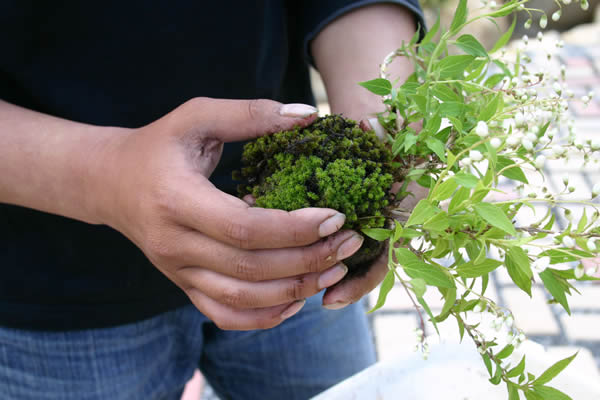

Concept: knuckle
[[224, 220, 253, 249], [220, 287, 247, 308], [233, 254, 262, 281], [145, 233, 174, 262], [301, 249, 321, 274], [246, 99, 269, 121], [285, 276, 309, 301]]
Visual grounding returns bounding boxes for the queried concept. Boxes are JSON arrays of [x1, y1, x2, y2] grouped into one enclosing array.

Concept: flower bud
[[587, 238, 597, 252], [462, 157, 472, 166], [552, 145, 565, 156], [522, 139, 534, 151], [552, 10, 562, 21], [535, 155, 546, 169], [533, 256, 550, 273], [539, 14, 548, 29], [490, 138, 502, 149], [575, 264, 585, 279], [562, 236, 576, 248], [470, 150, 483, 161], [524, 18, 532, 29], [475, 121, 489, 138], [593, 183, 600, 198]]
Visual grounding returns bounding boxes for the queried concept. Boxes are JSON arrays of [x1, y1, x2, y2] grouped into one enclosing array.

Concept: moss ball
[[234, 115, 394, 278]]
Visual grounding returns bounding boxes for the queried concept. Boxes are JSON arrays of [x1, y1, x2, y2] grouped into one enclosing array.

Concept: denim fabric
[[0, 294, 375, 400]]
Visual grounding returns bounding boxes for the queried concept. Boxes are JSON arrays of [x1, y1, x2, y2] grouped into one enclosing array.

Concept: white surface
[[312, 340, 600, 400]]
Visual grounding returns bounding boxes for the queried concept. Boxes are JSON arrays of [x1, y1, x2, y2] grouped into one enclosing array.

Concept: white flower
[[587, 238, 597, 252], [475, 121, 489, 138], [533, 256, 550, 273], [490, 138, 502, 149], [526, 132, 538, 142], [537, 31, 544, 41], [552, 145, 565, 156], [469, 150, 483, 161], [522, 138, 534, 151], [522, 35, 529, 44], [575, 264, 585, 279], [515, 112, 526, 127], [553, 82, 562, 95], [462, 157, 472, 166], [535, 155, 546, 169], [593, 183, 600, 198], [552, 10, 562, 21], [562, 236, 576, 248], [591, 139, 600, 151]]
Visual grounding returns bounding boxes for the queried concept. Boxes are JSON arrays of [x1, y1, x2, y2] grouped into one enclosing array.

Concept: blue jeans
[[0, 294, 375, 399]]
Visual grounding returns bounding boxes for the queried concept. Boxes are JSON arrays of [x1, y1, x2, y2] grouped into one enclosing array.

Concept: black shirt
[[0, 0, 423, 330]]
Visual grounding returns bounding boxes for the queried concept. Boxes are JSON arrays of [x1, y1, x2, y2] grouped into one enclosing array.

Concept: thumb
[[180, 97, 318, 142]]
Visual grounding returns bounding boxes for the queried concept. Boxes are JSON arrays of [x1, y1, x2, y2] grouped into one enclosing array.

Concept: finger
[[321, 246, 389, 309], [180, 263, 348, 309], [363, 118, 386, 140], [176, 229, 362, 281], [180, 187, 348, 249], [186, 288, 306, 331], [242, 194, 256, 206], [180, 98, 319, 142]]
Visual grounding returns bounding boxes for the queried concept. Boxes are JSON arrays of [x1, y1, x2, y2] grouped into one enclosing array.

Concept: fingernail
[[336, 234, 364, 260], [368, 118, 386, 140], [280, 299, 306, 320], [318, 263, 348, 290], [280, 103, 318, 118], [318, 213, 346, 237], [323, 301, 350, 310]]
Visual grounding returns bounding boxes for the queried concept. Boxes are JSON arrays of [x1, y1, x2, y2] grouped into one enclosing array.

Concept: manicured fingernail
[[323, 301, 350, 310], [336, 234, 364, 260], [318, 213, 346, 237], [318, 263, 348, 290], [280, 103, 318, 118], [281, 299, 306, 320], [368, 118, 386, 140]]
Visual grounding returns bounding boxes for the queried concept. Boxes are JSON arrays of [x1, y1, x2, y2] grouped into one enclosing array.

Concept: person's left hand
[[321, 118, 428, 310]]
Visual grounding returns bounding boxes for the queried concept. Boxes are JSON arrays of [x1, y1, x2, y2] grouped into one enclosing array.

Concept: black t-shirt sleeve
[[290, 0, 426, 66]]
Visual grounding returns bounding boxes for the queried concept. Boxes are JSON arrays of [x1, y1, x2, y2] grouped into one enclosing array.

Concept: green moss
[[235, 115, 394, 277]]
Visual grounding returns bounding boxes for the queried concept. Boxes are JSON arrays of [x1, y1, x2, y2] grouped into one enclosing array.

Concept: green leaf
[[432, 177, 458, 201], [491, 16, 516, 54], [531, 386, 573, 400], [456, 258, 502, 278], [497, 156, 528, 184], [368, 269, 395, 313], [454, 172, 479, 188], [423, 212, 450, 232], [437, 55, 475, 79], [406, 199, 440, 226], [359, 78, 392, 96], [508, 382, 520, 400], [425, 137, 446, 161], [361, 228, 392, 241], [474, 203, 517, 236], [432, 84, 460, 102], [539, 269, 571, 314], [448, 186, 470, 213], [480, 93, 502, 122], [496, 344, 515, 359], [421, 15, 440, 46], [507, 355, 526, 378], [577, 209, 588, 233], [450, 0, 468, 34], [482, 353, 493, 376], [417, 296, 439, 335], [439, 101, 465, 117], [409, 94, 428, 114], [489, 363, 503, 385], [533, 352, 578, 386], [456, 34, 487, 58], [505, 247, 533, 296], [396, 248, 455, 288], [524, 390, 545, 400], [410, 278, 427, 298], [538, 248, 595, 264], [440, 288, 456, 317], [404, 133, 418, 151]]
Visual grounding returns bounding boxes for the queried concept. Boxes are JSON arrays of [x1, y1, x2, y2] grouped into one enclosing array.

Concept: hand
[[322, 119, 427, 310], [95, 98, 365, 330]]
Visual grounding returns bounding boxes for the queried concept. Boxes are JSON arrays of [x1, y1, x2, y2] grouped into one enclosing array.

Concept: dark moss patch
[[234, 115, 394, 278]]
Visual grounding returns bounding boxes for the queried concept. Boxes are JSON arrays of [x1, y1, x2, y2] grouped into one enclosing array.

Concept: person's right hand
[[94, 98, 364, 330]]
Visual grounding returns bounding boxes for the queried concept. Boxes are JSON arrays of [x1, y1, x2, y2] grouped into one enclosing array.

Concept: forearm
[[311, 3, 417, 120], [0, 99, 124, 224]]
